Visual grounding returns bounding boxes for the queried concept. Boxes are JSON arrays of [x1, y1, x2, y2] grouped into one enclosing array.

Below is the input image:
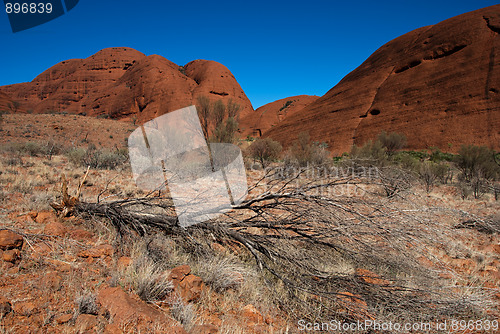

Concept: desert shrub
[[285, 131, 329, 167], [247, 137, 282, 168], [417, 160, 452, 193], [429, 147, 455, 162], [196, 96, 241, 144], [66, 145, 128, 169], [455, 145, 499, 198], [378, 165, 413, 197], [350, 140, 387, 166], [377, 131, 407, 156], [455, 145, 498, 182], [279, 100, 293, 112]]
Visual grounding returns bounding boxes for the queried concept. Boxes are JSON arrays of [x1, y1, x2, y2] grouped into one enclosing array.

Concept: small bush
[[418, 161, 448, 193], [455, 145, 499, 198], [285, 132, 329, 167], [66, 145, 128, 169], [247, 137, 282, 168], [377, 131, 407, 155], [350, 140, 387, 166], [279, 100, 293, 112]]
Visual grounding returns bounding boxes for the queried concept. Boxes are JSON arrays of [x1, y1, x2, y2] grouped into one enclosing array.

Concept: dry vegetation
[[0, 124, 499, 333]]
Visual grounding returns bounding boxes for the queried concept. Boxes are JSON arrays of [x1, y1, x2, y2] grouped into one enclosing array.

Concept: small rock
[[177, 274, 204, 302], [13, 301, 37, 316], [70, 229, 94, 241], [0, 230, 23, 250], [168, 266, 204, 303], [55, 313, 73, 324], [117, 256, 133, 271], [242, 304, 264, 324], [75, 314, 99, 332], [2, 249, 21, 263], [0, 297, 12, 316], [191, 324, 218, 334], [78, 244, 114, 258], [168, 265, 191, 281], [103, 323, 123, 334], [43, 221, 67, 237], [41, 272, 63, 290], [34, 211, 57, 224]]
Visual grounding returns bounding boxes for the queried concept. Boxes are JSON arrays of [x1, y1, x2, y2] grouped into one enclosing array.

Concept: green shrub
[[429, 147, 455, 162], [279, 100, 293, 112]]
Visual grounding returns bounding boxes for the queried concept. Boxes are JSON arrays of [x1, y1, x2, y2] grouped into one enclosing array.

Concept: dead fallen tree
[[51, 166, 494, 324]]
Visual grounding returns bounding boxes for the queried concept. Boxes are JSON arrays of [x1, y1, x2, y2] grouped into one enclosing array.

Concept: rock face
[[0, 47, 253, 124], [240, 95, 319, 137], [0, 91, 17, 112], [265, 5, 500, 154], [0, 230, 23, 250]]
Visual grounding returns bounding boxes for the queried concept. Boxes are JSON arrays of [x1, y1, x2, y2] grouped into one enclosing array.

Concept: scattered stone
[[191, 324, 218, 334], [97, 285, 177, 328], [168, 265, 191, 281], [75, 314, 99, 332], [117, 256, 133, 270], [0, 297, 12, 316], [78, 244, 114, 258], [13, 301, 37, 316], [70, 228, 94, 241], [0, 230, 23, 250], [103, 323, 123, 334], [55, 313, 73, 324], [242, 304, 264, 324], [43, 221, 67, 237], [34, 211, 57, 224], [168, 265, 204, 303]]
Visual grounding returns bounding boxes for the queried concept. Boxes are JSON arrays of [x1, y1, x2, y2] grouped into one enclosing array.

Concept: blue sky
[[0, 0, 497, 108]]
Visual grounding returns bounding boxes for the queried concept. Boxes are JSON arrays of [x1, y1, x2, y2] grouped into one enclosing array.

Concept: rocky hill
[[239, 95, 319, 138], [264, 5, 500, 154], [0, 47, 254, 124]]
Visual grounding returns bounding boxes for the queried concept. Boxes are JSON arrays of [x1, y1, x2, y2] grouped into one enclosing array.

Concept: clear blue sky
[[0, 0, 497, 108]]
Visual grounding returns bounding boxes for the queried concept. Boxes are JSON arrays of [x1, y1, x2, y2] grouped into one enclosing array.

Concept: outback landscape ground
[[0, 111, 499, 333], [0, 4, 499, 334]]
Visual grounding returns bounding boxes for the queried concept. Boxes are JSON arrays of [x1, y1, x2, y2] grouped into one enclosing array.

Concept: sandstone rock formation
[[0, 91, 17, 112], [239, 95, 319, 137], [265, 5, 500, 154], [1, 47, 253, 124]]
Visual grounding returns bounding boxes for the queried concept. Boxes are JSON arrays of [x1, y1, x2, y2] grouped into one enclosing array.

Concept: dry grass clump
[[168, 294, 197, 332], [196, 255, 251, 293], [123, 241, 173, 302], [75, 291, 98, 316]]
